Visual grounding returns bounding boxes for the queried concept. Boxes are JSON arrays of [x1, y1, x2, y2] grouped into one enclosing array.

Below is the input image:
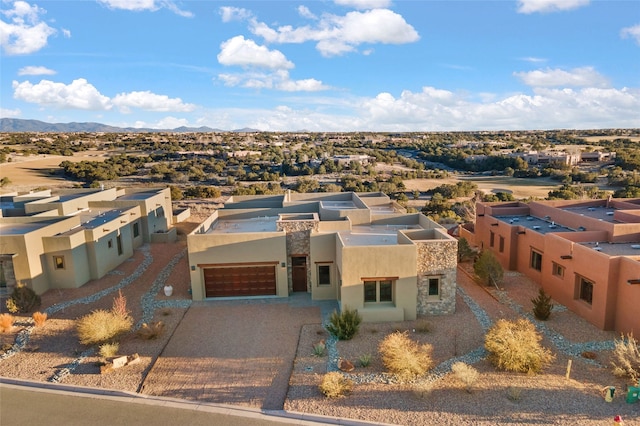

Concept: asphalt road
[[0, 380, 361, 426]]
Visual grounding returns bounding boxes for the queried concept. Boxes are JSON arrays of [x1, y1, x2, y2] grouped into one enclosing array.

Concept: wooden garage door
[[204, 265, 276, 297]]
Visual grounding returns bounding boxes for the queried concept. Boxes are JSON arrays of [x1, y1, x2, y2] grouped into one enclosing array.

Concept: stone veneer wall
[[277, 220, 319, 293], [415, 239, 457, 315]]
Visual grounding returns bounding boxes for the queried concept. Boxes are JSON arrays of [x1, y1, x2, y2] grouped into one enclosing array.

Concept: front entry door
[[292, 256, 307, 292]]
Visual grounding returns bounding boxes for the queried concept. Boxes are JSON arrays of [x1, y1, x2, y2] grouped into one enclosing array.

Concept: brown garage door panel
[[204, 266, 276, 297]]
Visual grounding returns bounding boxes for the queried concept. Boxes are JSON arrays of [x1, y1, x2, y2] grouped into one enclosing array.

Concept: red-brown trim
[[361, 276, 399, 282], [314, 261, 334, 264], [197, 261, 279, 268]]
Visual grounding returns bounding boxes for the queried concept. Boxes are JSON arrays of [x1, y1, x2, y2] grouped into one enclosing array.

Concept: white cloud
[[517, 0, 590, 14], [154, 116, 190, 129], [111, 91, 196, 113], [12, 78, 111, 110], [334, 0, 393, 10], [62, 28, 71, 38], [520, 57, 547, 63], [297, 6, 317, 20], [250, 8, 419, 57], [0, 1, 57, 55], [0, 107, 21, 118], [217, 36, 294, 69], [218, 69, 329, 92], [219, 6, 252, 22], [97, 0, 193, 17], [621, 24, 640, 45], [18, 65, 56, 76], [514, 67, 609, 88]]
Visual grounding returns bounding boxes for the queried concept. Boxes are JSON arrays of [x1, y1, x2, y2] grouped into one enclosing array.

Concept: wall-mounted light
[[627, 279, 640, 285], [491, 223, 499, 227], [281, 262, 286, 268], [560, 255, 572, 260], [190, 265, 196, 271]]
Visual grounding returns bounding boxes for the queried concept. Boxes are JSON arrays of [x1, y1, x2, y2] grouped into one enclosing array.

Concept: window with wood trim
[[489, 231, 495, 248], [364, 279, 394, 304], [427, 277, 441, 300], [53, 256, 65, 270], [530, 249, 542, 271], [499, 236, 505, 253], [133, 222, 140, 238], [318, 265, 331, 286], [552, 262, 564, 278], [578, 276, 594, 305]]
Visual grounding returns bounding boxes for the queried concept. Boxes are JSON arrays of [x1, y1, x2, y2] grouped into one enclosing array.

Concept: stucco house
[[461, 198, 640, 335], [187, 192, 457, 322], [0, 187, 175, 295]]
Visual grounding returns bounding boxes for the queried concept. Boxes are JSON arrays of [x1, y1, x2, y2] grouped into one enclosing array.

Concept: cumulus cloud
[[97, 0, 193, 17], [111, 91, 195, 113], [0, 0, 57, 55], [217, 36, 294, 69], [297, 6, 317, 20], [12, 78, 197, 113], [0, 107, 21, 118], [18, 65, 56, 76], [250, 8, 419, 57], [514, 67, 609, 88], [218, 69, 329, 92], [219, 6, 252, 22], [12, 78, 111, 110], [621, 24, 640, 45], [334, 0, 393, 9], [516, 0, 590, 14]]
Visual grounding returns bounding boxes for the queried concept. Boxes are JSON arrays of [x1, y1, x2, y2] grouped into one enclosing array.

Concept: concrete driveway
[[140, 295, 336, 410]]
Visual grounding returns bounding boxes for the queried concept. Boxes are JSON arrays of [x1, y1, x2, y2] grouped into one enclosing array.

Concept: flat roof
[[339, 225, 420, 246], [369, 205, 399, 214], [495, 215, 575, 234], [562, 206, 617, 223], [0, 221, 55, 235], [579, 241, 640, 257], [206, 216, 279, 234], [117, 192, 158, 201], [321, 201, 358, 210]]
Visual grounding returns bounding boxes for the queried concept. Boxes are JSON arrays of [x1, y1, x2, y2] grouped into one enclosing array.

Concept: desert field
[[403, 176, 559, 199], [0, 151, 109, 192]]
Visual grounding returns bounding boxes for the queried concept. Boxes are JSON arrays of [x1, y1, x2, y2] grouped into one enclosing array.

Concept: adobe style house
[[0, 187, 175, 295], [461, 198, 640, 335], [187, 192, 457, 322]]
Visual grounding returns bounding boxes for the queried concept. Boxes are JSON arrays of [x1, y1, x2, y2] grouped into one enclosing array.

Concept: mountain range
[[0, 118, 260, 133]]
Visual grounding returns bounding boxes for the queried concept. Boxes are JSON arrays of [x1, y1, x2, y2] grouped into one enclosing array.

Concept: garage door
[[204, 265, 276, 297]]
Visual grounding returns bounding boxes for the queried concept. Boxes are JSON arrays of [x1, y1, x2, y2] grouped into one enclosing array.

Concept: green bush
[[457, 237, 476, 262], [379, 331, 433, 383], [485, 319, 554, 374], [473, 250, 504, 287], [319, 372, 353, 398], [6, 284, 41, 314], [76, 309, 133, 345], [531, 288, 553, 321], [358, 353, 372, 367], [326, 307, 362, 340]]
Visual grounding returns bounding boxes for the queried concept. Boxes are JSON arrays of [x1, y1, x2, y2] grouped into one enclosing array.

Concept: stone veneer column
[[416, 240, 457, 315], [276, 220, 319, 293]]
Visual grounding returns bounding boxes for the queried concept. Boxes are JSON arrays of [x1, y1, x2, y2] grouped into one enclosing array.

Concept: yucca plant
[[326, 307, 362, 340]]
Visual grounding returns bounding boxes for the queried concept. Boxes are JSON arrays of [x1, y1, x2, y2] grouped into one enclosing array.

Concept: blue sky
[[1, 0, 639, 131]]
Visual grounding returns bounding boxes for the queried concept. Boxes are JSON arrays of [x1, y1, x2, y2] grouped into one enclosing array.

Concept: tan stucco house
[[0, 187, 175, 295], [187, 192, 458, 322]]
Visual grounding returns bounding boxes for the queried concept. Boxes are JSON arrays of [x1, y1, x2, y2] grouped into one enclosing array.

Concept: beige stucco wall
[[187, 231, 289, 300], [309, 232, 338, 300]]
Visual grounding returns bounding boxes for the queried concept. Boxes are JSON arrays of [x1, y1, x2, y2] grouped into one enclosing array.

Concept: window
[[530, 249, 542, 271], [53, 256, 65, 270], [108, 239, 113, 249], [578, 276, 594, 305], [133, 222, 140, 238], [427, 277, 440, 299], [489, 231, 495, 247], [117, 235, 123, 256], [318, 265, 331, 286], [499, 236, 505, 253], [364, 279, 394, 304], [552, 262, 564, 278]]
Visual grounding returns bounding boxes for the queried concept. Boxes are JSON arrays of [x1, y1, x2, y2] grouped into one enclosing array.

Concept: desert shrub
[[319, 372, 353, 398], [76, 309, 133, 345], [457, 237, 476, 262], [0, 313, 15, 332], [473, 250, 503, 287], [531, 288, 553, 321], [326, 307, 362, 340], [6, 283, 41, 313], [358, 353, 372, 367], [32, 311, 47, 327], [312, 340, 326, 357], [507, 386, 523, 402], [414, 319, 432, 333], [379, 331, 434, 383], [611, 333, 640, 382], [451, 362, 479, 393], [485, 318, 554, 374], [111, 289, 129, 319], [136, 321, 165, 340], [99, 342, 119, 358]]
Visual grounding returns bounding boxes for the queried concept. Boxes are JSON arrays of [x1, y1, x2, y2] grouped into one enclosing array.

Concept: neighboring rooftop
[[206, 216, 279, 234], [579, 241, 640, 257], [338, 224, 421, 246], [563, 206, 618, 223], [321, 201, 358, 210], [495, 215, 575, 234], [0, 220, 58, 235]]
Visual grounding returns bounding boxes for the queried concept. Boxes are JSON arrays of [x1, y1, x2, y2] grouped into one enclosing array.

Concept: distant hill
[[0, 118, 257, 133]]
